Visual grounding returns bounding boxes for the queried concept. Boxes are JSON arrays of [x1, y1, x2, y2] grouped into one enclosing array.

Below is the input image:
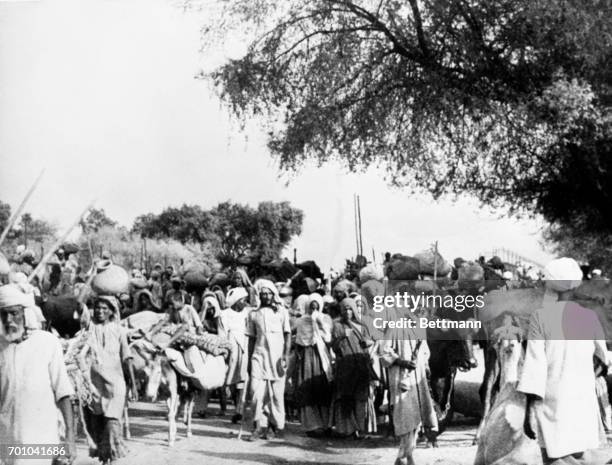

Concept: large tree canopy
[[133, 201, 303, 267], [204, 0, 611, 233]]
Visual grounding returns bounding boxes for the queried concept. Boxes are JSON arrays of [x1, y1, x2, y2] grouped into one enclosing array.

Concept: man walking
[[246, 279, 291, 440], [518, 257, 609, 465], [0, 284, 76, 465]]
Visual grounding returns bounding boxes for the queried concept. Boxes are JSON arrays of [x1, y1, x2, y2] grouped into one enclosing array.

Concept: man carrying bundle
[[0, 284, 76, 465], [246, 279, 291, 440]]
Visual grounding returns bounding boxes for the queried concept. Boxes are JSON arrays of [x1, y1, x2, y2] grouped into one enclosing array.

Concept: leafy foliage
[[132, 204, 215, 244], [0, 200, 10, 233], [133, 201, 303, 267], [80, 208, 118, 234], [203, 0, 611, 234], [211, 201, 303, 266], [79, 226, 218, 272]]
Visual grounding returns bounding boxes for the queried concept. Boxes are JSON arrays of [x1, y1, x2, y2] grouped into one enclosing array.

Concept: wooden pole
[[28, 202, 94, 283], [357, 195, 363, 255], [353, 194, 359, 259], [0, 169, 44, 247]]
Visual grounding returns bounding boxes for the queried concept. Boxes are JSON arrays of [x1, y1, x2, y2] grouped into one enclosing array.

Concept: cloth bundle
[[62, 330, 97, 406], [174, 331, 233, 358]]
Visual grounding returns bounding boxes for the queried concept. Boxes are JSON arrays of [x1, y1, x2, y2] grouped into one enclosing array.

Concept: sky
[[0, 0, 555, 271]]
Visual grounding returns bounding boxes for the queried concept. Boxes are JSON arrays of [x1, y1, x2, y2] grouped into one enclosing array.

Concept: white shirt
[[0, 330, 74, 465]]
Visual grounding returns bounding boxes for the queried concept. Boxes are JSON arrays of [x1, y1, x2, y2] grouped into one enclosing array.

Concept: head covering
[[293, 294, 310, 316], [544, 258, 583, 292], [134, 289, 159, 312], [592, 269, 602, 277], [233, 268, 254, 289], [226, 287, 248, 308], [339, 297, 357, 320], [95, 295, 120, 319], [307, 293, 324, 313], [202, 291, 222, 318], [333, 279, 354, 298], [322, 295, 335, 304], [0, 284, 31, 309], [254, 278, 283, 307]]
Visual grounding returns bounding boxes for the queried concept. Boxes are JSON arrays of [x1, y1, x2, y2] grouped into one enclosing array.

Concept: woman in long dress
[[85, 295, 137, 465], [329, 297, 377, 438], [294, 293, 333, 436]]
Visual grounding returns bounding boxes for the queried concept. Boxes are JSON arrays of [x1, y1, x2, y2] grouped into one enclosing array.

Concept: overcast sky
[[0, 0, 555, 270]]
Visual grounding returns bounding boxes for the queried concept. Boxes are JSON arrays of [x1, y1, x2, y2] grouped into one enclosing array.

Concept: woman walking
[[84, 295, 137, 465], [329, 297, 377, 438], [294, 293, 333, 437]]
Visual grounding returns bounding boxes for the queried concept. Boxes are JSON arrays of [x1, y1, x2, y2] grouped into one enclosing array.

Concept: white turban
[[544, 258, 583, 292], [254, 279, 283, 306], [226, 287, 248, 308], [0, 284, 31, 309], [308, 293, 324, 313]]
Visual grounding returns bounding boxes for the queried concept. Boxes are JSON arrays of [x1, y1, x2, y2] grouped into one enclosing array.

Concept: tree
[[80, 208, 118, 234], [211, 201, 303, 267], [132, 204, 215, 244], [204, 0, 611, 234], [13, 213, 57, 244], [132, 201, 304, 267], [0, 200, 10, 233], [543, 221, 612, 273]]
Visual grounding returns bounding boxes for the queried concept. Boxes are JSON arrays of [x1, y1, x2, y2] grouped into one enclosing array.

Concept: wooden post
[[353, 194, 359, 259], [293, 248, 297, 265], [357, 195, 364, 258]]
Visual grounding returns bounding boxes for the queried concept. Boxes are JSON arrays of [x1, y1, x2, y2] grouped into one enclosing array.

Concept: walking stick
[[0, 169, 44, 247], [28, 202, 95, 283], [237, 374, 250, 440]]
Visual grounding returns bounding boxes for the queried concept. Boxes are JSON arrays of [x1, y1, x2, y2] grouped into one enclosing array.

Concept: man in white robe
[[518, 258, 609, 464], [0, 284, 75, 465]]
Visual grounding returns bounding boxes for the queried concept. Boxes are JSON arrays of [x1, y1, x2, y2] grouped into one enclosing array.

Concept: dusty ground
[[73, 353, 612, 465], [72, 400, 612, 465]]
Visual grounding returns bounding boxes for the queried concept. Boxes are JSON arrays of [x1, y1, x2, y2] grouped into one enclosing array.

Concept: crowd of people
[[0, 245, 611, 465]]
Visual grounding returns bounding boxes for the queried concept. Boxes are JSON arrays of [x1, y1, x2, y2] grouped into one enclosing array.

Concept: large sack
[[92, 260, 129, 295], [165, 346, 228, 390], [182, 261, 211, 289], [414, 250, 452, 277], [359, 264, 384, 283], [122, 310, 165, 331], [457, 262, 485, 291], [386, 255, 420, 280]]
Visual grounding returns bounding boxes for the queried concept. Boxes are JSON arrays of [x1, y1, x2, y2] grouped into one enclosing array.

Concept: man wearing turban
[[0, 284, 76, 464], [246, 279, 291, 440], [518, 258, 609, 464]]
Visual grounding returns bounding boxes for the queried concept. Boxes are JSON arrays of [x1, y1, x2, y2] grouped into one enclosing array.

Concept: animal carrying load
[[386, 255, 420, 280], [171, 329, 233, 358], [480, 287, 544, 323], [165, 346, 228, 390], [414, 250, 452, 277], [91, 259, 129, 295]]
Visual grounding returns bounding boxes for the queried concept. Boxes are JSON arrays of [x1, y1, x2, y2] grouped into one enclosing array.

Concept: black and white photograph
[[0, 0, 611, 464]]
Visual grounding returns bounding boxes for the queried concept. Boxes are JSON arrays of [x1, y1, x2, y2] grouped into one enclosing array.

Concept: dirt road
[[72, 400, 612, 465]]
